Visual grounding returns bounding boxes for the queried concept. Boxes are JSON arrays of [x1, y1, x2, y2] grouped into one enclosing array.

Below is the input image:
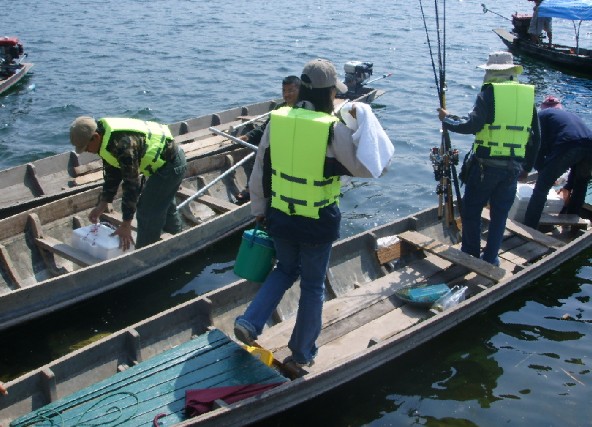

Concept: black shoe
[[282, 356, 314, 379], [234, 322, 256, 346]]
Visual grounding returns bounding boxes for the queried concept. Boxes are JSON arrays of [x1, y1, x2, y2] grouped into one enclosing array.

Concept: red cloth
[[185, 383, 283, 417]]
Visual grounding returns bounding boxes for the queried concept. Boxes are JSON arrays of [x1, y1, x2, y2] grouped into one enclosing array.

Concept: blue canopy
[[538, 0, 592, 20]]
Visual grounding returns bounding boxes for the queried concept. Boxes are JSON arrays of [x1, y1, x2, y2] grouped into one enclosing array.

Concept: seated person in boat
[[528, 0, 553, 46], [235, 75, 301, 204], [234, 58, 391, 372], [523, 96, 592, 228], [69, 117, 187, 249], [438, 51, 541, 266]]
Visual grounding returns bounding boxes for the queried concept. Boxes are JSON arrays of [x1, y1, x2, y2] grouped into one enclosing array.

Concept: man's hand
[[88, 201, 109, 223], [113, 221, 135, 251], [437, 108, 449, 122], [518, 170, 529, 182]]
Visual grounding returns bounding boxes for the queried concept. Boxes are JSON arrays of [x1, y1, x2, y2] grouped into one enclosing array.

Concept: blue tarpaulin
[[538, 0, 592, 20]]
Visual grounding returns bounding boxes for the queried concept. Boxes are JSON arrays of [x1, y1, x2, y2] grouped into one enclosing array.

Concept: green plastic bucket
[[234, 227, 276, 282]]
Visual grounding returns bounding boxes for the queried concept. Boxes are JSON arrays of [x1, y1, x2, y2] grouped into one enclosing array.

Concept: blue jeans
[[136, 149, 187, 248], [236, 237, 333, 364], [523, 145, 592, 228], [461, 162, 519, 264]]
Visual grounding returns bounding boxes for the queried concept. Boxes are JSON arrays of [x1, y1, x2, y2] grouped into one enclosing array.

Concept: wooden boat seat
[[482, 208, 565, 248], [10, 329, 287, 427], [35, 236, 102, 267], [176, 186, 237, 213], [397, 230, 506, 282], [538, 213, 589, 229]]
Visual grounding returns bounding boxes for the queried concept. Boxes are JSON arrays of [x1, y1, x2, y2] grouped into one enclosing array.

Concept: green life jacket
[[473, 82, 535, 158], [269, 106, 341, 219], [98, 118, 173, 176]]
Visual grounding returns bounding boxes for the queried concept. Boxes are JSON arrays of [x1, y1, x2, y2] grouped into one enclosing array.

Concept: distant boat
[[0, 36, 33, 95], [491, 0, 592, 77]]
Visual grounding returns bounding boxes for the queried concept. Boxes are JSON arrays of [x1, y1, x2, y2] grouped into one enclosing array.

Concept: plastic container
[[432, 285, 468, 312], [233, 227, 275, 282], [508, 183, 564, 221], [71, 223, 132, 260]]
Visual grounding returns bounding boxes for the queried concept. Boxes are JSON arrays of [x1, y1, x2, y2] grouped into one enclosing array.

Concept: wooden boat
[[0, 37, 33, 96], [0, 88, 384, 332], [1, 200, 590, 426], [493, 27, 592, 76], [0, 99, 282, 218], [493, 11, 592, 77], [0, 85, 384, 219]]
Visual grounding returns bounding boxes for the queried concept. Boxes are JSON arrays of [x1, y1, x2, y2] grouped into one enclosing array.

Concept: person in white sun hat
[[437, 51, 541, 267]]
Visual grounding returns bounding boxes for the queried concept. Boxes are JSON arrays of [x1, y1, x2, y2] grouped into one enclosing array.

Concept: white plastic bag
[[432, 285, 468, 312]]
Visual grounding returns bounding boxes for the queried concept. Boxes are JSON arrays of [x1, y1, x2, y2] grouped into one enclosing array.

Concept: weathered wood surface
[[2, 202, 592, 426], [0, 145, 255, 331]]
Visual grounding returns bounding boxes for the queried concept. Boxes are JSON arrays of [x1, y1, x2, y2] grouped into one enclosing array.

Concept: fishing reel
[[430, 147, 460, 181], [344, 61, 373, 93], [429, 147, 443, 181]]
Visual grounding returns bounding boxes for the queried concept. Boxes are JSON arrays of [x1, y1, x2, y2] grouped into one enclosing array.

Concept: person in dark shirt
[[523, 96, 592, 228], [438, 51, 540, 266]]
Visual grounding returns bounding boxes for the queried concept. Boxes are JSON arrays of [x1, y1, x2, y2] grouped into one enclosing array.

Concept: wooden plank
[[176, 186, 236, 213], [73, 160, 102, 176], [397, 230, 507, 282], [73, 171, 103, 186], [35, 236, 102, 267], [500, 240, 549, 265], [482, 208, 564, 248], [539, 213, 589, 229]]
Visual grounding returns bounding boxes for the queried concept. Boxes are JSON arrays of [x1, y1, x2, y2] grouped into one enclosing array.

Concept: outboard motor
[[343, 61, 373, 94]]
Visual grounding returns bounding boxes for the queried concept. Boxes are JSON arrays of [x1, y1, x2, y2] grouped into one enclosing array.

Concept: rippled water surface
[[1, 0, 591, 425]]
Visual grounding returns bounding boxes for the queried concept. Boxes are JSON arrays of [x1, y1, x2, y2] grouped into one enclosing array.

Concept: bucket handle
[[248, 222, 264, 248]]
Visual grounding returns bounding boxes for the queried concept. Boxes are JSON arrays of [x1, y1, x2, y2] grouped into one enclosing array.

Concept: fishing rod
[[481, 3, 510, 21], [419, 0, 462, 228]]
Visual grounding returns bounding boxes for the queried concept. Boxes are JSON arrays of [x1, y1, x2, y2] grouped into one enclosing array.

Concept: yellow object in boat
[[242, 345, 274, 366]]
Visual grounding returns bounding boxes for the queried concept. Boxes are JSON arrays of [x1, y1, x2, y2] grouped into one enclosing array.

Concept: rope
[[12, 392, 139, 427]]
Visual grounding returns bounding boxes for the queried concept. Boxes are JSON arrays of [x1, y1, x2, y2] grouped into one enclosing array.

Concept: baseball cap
[[70, 116, 98, 154], [301, 58, 348, 94]]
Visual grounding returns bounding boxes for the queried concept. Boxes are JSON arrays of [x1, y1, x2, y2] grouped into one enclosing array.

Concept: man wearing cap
[[438, 51, 540, 266], [70, 117, 187, 249], [523, 96, 592, 228], [234, 58, 384, 374]]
